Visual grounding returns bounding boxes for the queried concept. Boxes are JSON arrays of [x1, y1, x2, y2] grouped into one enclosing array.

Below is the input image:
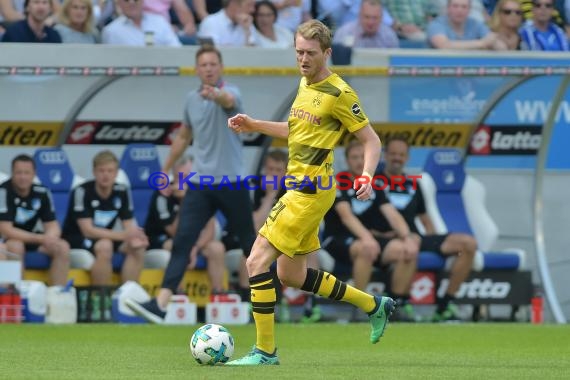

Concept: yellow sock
[[250, 272, 276, 354], [301, 268, 376, 313]]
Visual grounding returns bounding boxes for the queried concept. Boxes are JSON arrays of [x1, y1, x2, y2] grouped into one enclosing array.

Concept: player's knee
[[277, 268, 303, 288], [5, 239, 25, 255], [350, 241, 378, 263], [94, 239, 113, 259], [204, 241, 225, 260], [52, 240, 70, 262], [462, 236, 477, 255]]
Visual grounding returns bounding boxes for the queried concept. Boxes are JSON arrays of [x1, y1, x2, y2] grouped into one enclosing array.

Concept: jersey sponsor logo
[[350, 198, 374, 215], [386, 192, 414, 210], [15, 207, 37, 225], [38, 150, 67, 165], [469, 125, 542, 155], [289, 107, 321, 125], [93, 209, 118, 228]]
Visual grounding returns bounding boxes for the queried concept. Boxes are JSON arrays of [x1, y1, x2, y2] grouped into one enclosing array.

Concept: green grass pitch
[[1, 323, 569, 379]]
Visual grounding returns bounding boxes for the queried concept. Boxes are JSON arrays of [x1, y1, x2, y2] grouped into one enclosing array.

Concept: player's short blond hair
[[295, 20, 332, 52], [92, 150, 119, 169]]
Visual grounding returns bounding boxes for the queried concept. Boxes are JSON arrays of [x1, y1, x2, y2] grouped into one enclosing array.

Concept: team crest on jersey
[[351, 103, 361, 116], [31, 198, 41, 210], [312, 93, 323, 108], [113, 197, 122, 209]]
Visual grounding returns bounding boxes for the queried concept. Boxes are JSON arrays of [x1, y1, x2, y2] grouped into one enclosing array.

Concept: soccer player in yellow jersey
[[227, 19, 395, 365]]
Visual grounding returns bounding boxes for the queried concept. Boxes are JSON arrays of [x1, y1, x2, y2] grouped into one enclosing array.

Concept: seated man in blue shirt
[[1, 0, 61, 43], [427, 0, 501, 49], [520, 0, 569, 51]]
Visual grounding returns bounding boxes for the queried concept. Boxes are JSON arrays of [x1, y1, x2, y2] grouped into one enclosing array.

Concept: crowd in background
[[0, 0, 569, 51]]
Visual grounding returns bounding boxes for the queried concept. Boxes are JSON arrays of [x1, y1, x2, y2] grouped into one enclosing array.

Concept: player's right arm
[[163, 125, 192, 174], [228, 114, 289, 139], [76, 218, 128, 241], [0, 221, 44, 245], [0, 188, 44, 245]]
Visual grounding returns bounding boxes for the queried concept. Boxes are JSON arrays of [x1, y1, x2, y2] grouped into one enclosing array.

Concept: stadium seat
[[28, 148, 86, 271], [119, 144, 161, 227], [419, 149, 525, 271], [33, 148, 85, 225]]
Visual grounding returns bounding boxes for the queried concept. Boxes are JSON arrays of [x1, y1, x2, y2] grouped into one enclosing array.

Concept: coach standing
[[127, 44, 256, 323]]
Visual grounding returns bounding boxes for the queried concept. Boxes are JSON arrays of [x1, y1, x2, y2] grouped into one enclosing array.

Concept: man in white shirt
[[102, 0, 182, 47], [197, 0, 258, 46]]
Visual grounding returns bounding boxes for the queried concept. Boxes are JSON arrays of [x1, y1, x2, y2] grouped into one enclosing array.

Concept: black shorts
[[419, 234, 449, 254], [221, 232, 241, 251], [66, 235, 122, 253], [148, 234, 169, 250], [25, 244, 41, 252], [322, 235, 392, 267]]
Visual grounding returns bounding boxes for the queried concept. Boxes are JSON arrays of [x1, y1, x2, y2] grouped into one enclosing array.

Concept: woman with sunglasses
[[490, 0, 523, 49]]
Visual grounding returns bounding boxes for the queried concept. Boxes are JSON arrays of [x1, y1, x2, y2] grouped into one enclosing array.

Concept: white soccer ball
[[190, 324, 235, 365]]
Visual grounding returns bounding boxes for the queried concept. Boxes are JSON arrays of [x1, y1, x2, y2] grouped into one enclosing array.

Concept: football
[[189, 324, 235, 365]]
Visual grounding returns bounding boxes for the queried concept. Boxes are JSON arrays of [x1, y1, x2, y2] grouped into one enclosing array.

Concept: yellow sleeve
[[332, 87, 369, 133]]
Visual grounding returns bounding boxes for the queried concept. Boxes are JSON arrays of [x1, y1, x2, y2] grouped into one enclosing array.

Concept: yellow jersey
[[286, 73, 369, 190]]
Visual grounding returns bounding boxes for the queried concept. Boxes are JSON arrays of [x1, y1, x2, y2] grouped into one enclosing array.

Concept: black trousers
[[161, 185, 255, 291]]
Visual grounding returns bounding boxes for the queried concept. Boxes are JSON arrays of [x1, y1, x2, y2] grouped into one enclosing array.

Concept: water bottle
[[531, 288, 544, 324], [91, 291, 101, 322]]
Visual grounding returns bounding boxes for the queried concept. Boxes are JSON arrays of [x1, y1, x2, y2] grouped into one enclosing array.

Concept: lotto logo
[[469, 125, 491, 155], [409, 273, 435, 304], [68, 123, 97, 144]]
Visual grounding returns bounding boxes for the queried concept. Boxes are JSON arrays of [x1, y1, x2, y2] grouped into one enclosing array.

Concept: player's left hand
[[354, 174, 373, 200]]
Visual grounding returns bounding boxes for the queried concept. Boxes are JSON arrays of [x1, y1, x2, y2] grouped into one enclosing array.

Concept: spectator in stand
[[101, 0, 182, 46], [430, 0, 489, 23], [191, 0, 223, 24], [0, 154, 70, 286], [54, 0, 98, 43], [62, 150, 149, 286], [1, 0, 61, 42], [520, 0, 569, 50], [254, 0, 293, 48], [143, 0, 197, 44], [520, 0, 568, 34], [197, 0, 257, 46], [332, 0, 399, 48], [490, 0, 523, 49], [0, 0, 60, 30], [383, 0, 433, 42], [145, 156, 226, 293], [427, 0, 502, 50], [317, 0, 393, 31], [270, 0, 311, 32]]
